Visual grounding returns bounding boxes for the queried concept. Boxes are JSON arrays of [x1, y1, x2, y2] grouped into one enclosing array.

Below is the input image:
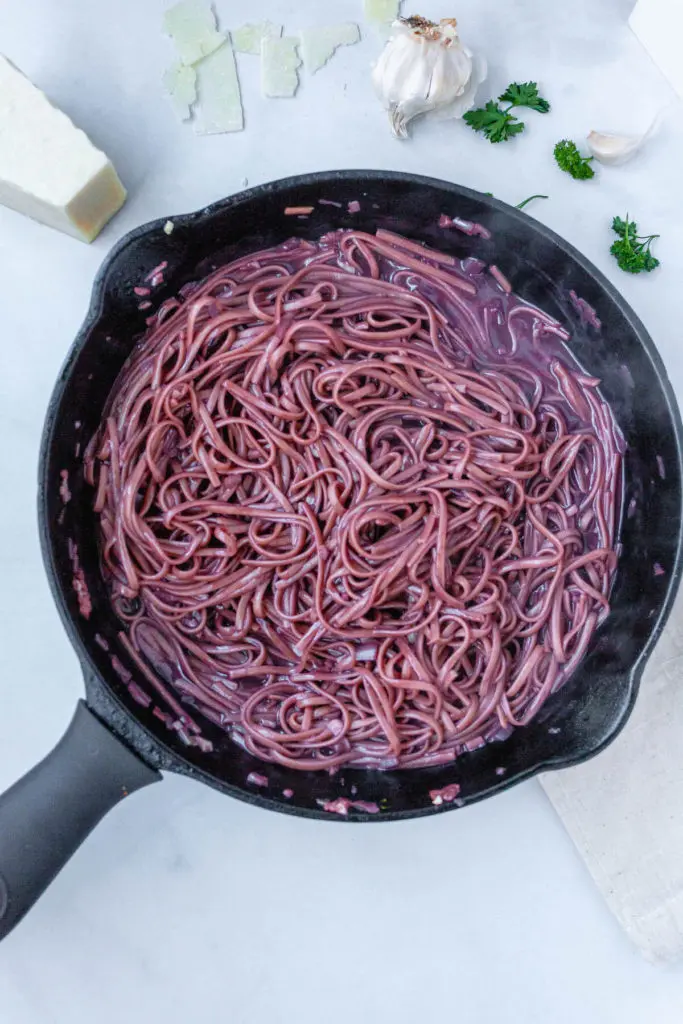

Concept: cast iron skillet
[[0, 170, 681, 941]]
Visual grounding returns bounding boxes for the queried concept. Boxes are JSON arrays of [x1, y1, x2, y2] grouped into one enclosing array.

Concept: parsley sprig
[[610, 216, 660, 274], [464, 81, 550, 144], [554, 140, 595, 180]]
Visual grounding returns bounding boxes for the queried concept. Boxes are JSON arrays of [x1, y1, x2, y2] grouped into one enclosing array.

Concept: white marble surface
[[1, 0, 683, 1020]]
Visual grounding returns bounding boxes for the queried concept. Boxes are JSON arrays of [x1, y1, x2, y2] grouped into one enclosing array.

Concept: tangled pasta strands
[[85, 229, 622, 770]]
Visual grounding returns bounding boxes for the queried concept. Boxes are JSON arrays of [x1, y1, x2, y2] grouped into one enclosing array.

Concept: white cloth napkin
[[541, 587, 683, 962], [630, 0, 683, 99], [541, 0, 683, 968]]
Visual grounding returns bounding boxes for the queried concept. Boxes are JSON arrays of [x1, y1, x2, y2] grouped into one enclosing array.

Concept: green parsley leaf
[[611, 216, 638, 242], [554, 140, 595, 180], [499, 81, 550, 113], [464, 101, 525, 144]]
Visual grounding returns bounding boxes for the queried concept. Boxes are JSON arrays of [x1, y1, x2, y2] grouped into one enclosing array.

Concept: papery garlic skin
[[586, 129, 647, 166], [373, 16, 486, 139]]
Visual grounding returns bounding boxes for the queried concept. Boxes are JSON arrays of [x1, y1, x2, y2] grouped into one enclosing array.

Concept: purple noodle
[[84, 228, 623, 771]]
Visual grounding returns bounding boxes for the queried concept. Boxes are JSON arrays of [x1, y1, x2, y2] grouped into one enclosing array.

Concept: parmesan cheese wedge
[[0, 55, 126, 243]]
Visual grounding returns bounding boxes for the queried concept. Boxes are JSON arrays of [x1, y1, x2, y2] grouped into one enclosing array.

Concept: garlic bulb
[[586, 126, 652, 166], [372, 15, 486, 139]]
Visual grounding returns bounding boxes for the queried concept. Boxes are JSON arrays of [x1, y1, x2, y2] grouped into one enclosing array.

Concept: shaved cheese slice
[[299, 23, 361, 73], [232, 22, 282, 55], [163, 0, 225, 66], [163, 62, 197, 121], [261, 37, 301, 98], [364, 0, 401, 26], [194, 43, 244, 134]]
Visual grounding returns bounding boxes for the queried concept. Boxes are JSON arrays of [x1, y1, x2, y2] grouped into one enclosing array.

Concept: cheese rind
[[0, 55, 126, 242]]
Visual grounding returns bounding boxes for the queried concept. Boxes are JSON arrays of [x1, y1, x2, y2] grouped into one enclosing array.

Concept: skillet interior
[[40, 170, 683, 820]]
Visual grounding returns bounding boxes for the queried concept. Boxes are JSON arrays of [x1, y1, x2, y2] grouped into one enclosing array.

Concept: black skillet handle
[[0, 700, 161, 941]]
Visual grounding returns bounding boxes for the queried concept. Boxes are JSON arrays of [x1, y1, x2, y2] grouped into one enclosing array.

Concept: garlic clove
[[586, 119, 657, 166]]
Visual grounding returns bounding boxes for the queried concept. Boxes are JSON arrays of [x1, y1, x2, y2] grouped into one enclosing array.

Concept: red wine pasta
[[85, 229, 622, 770]]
